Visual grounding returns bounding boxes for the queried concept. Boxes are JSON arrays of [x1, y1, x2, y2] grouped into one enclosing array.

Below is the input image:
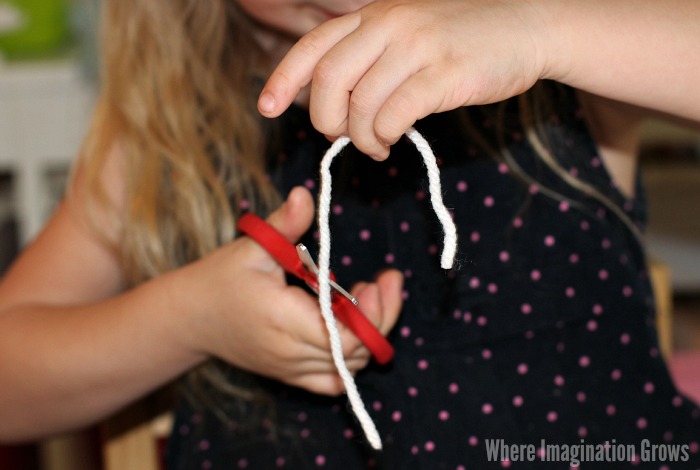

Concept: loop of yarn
[[317, 127, 458, 450]]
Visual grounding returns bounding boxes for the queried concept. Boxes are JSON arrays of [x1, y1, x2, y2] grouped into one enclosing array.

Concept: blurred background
[[0, 0, 698, 468]]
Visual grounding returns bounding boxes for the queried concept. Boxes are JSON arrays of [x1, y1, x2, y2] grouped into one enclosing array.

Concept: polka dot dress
[[167, 84, 700, 469]]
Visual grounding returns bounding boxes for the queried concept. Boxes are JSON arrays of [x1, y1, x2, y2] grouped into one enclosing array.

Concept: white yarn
[[317, 128, 458, 450]]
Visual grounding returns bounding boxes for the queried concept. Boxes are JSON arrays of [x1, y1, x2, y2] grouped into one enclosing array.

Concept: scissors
[[237, 213, 395, 365]]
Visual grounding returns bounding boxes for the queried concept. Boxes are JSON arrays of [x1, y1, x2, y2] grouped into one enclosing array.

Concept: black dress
[[167, 85, 700, 469]]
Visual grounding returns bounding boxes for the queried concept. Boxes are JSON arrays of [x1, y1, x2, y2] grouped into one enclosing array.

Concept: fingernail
[[258, 92, 276, 114]]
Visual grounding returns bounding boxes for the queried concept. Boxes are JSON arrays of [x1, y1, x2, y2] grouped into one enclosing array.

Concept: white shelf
[[0, 58, 96, 244]]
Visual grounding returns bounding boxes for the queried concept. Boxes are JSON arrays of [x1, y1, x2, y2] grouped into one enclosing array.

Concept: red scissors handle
[[237, 213, 395, 364]]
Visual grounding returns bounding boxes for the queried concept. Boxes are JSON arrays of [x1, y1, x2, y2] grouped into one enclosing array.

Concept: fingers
[[351, 269, 404, 335], [265, 186, 315, 243], [258, 14, 361, 118]]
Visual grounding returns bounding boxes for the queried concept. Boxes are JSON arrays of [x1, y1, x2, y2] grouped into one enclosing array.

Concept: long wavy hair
[[74, 0, 639, 420]]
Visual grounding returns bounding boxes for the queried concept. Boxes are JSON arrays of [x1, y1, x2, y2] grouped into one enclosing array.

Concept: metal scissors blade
[[296, 243, 359, 305]]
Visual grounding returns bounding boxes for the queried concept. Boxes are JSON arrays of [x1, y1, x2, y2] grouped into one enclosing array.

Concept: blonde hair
[[80, 0, 279, 285], [76, 0, 281, 410]]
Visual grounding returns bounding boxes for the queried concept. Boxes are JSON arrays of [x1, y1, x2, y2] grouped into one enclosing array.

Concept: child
[[1, 0, 699, 468]]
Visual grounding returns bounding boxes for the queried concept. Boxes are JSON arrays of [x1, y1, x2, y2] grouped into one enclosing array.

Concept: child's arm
[[259, 0, 700, 159], [0, 145, 403, 442]]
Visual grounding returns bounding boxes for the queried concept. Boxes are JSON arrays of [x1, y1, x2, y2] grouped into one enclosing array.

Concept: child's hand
[[258, 0, 549, 159], [182, 187, 404, 395]]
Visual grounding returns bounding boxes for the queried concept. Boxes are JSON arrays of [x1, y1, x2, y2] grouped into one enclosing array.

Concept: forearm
[[0, 269, 206, 443], [543, 0, 700, 123]]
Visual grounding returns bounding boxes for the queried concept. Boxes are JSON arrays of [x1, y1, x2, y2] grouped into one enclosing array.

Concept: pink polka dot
[[580, 220, 590, 231], [487, 283, 498, 294], [587, 320, 598, 331], [428, 245, 438, 255], [501, 459, 511, 468], [517, 363, 529, 375], [591, 157, 601, 167], [620, 333, 631, 345], [359, 229, 371, 241], [417, 359, 429, 370], [411, 445, 419, 455], [644, 382, 655, 394], [529, 184, 539, 195], [332, 204, 343, 215], [392, 411, 402, 422], [579, 356, 591, 367], [637, 417, 647, 429], [439, 410, 450, 421], [565, 287, 576, 298], [400, 326, 411, 337], [385, 253, 395, 263], [513, 217, 523, 228], [544, 235, 556, 247], [199, 440, 210, 451], [341, 255, 352, 266], [239, 199, 250, 210], [559, 201, 570, 212], [546, 411, 558, 422], [611, 369, 622, 380], [664, 431, 674, 442], [576, 391, 586, 402], [498, 163, 509, 174], [622, 286, 633, 297], [372, 401, 382, 411], [476, 316, 488, 326], [499, 251, 510, 262], [400, 221, 410, 232], [469, 277, 480, 288], [388, 166, 398, 177], [554, 375, 565, 386], [449, 383, 459, 394], [689, 441, 699, 453], [521, 303, 532, 315], [484, 196, 495, 207], [512, 396, 524, 407], [525, 330, 535, 339], [672, 395, 683, 407], [482, 403, 493, 414], [463, 312, 472, 323], [275, 457, 286, 467], [599, 269, 609, 280], [593, 304, 603, 315], [424, 441, 435, 452], [304, 179, 315, 189], [530, 270, 541, 281], [471, 231, 480, 243], [343, 428, 354, 439], [569, 253, 580, 263], [601, 238, 612, 249], [606, 404, 616, 416], [469, 436, 478, 446], [300, 428, 310, 438], [408, 387, 418, 397], [482, 349, 492, 359], [578, 426, 587, 438], [238, 459, 248, 469], [456, 181, 468, 192]]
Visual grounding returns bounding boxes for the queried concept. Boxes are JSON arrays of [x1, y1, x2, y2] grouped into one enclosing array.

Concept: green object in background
[[0, 0, 69, 59]]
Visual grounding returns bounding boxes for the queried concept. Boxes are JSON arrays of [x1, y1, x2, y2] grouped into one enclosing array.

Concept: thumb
[[266, 186, 316, 243]]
